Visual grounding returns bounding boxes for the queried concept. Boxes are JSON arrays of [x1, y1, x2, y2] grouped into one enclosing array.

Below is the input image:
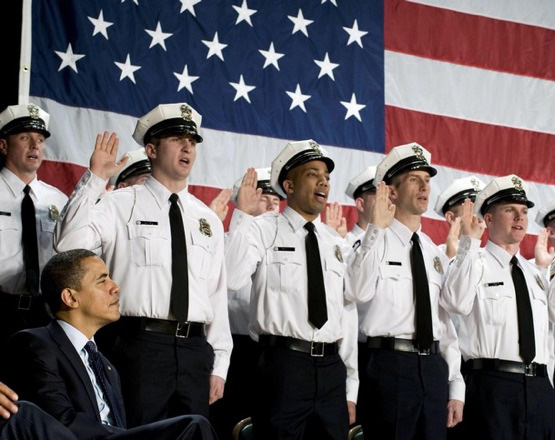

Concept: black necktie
[[169, 194, 189, 323], [84, 341, 125, 428], [22, 185, 40, 295], [304, 222, 328, 329], [410, 233, 433, 349], [510, 256, 536, 364]]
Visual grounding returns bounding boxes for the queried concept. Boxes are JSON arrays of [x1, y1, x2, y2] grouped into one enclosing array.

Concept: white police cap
[[434, 176, 486, 216], [270, 139, 335, 199], [345, 166, 377, 200], [132, 103, 203, 146], [374, 142, 437, 186], [474, 174, 534, 218], [535, 200, 555, 227], [0, 103, 50, 139], [110, 148, 152, 187], [231, 167, 283, 203]]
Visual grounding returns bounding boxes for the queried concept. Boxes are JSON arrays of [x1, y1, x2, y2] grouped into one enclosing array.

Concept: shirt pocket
[[324, 255, 345, 304], [266, 247, 304, 293], [0, 214, 20, 258], [378, 264, 414, 311], [127, 223, 170, 267], [189, 232, 214, 280], [477, 283, 512, 325]]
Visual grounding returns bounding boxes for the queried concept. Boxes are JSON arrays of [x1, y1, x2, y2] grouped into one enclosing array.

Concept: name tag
[[136, 220, 158, 225], [386, 261, 402, 266], [274, 247, 295, 252], [0, 211, 11, 216], [484, 282, 504, 287]]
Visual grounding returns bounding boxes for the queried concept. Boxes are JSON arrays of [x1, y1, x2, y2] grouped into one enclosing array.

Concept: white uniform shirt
[[0, 168, 67, 295], [227, 283, 252, 336], [347, 219, 465, 402], [442, 236, 554, 368], [225, 206, 359, 402], [54, 171, 232, 379]]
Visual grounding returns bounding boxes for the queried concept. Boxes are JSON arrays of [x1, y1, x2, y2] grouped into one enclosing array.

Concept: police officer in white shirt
[[109, 147, 152, 190], [0, 104, 67, 351], [53, 103, 232, 426], [225, 140, 358, 440], [534, 200, 555, 281], [434, 176, 486, 259], [344, 166, 377, 250], [442, 175, 555, 440], [347, 143, 465, 440]]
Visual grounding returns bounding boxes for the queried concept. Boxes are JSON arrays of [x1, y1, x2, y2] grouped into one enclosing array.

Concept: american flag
[[17, 0, 555, 257]]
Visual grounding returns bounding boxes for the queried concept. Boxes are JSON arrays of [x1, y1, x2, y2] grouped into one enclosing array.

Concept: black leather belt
[[465, 358, 548, 377], [259, 335, 339, 357], [121, 317, 205, 338], [366, 337, 440, 356], [0, 291, 42, 311]]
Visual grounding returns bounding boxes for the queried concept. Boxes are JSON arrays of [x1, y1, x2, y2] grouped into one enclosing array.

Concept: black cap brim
[[278, 151, 335, 189], [144, 118, 203, 144], [481, 189, 535, 216], [384, 157, 437, 184], [0, 117, 50, 139]]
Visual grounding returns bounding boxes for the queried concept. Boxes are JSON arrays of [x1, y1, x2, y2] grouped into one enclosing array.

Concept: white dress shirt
[[347, 218, 465, 402], [442, 236, 554, 368], [225, 206, 359, 402], [0, 168, 67, 295], [54, 170, 232, 379], [57, 320, 113, 426]]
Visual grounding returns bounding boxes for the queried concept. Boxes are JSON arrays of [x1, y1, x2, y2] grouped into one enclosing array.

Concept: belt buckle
[[176, 322, 191, 338], [524, 363, 535, 377], [18, 295, 32, 311], [310, 342, 325, 357], [417, 345, 431, 356]]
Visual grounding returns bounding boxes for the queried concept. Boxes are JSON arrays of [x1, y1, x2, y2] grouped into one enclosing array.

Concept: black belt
[[465, 358, 548, 377], [366, 337, 440, 356], [120, 317, 205, 338], [0, 291, 42, 311], [259, 335, 339, 357]]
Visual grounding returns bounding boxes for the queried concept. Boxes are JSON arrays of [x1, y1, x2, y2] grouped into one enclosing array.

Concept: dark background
[[1, 0, 23, 111]]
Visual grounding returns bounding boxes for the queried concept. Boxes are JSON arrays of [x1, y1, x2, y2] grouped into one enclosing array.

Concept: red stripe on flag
[[385, 0, 555, 80], [385, 106, 555, 185]]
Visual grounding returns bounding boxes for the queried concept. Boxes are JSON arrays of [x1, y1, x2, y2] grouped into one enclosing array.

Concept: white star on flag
[[114, 54, 141, 83], [88, 10, 113, 40], [314, 52, 339, 80], [340, 93, 366, 121], [343, 19, 368, 48], [54, 43, 85, 73], [259, 42, 285, 70], [232, 0, 257, 27], [174, 64, 199, 94], [202, 32, 228, 61], [321, 0, 338, 5], [286, 84, 311, 112], [180, 0, 201, 16], [229, 75, 256, 103], [145, 22, 173, 50], [288, 9, 313, 37]]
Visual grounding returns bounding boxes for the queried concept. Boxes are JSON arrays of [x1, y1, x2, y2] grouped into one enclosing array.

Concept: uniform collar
[[0, 167, 38, 198], [389, 218, 421, 247], [486, 240, 520, 268], [144, 175, 189, 210], [282, 205, 323, 233]]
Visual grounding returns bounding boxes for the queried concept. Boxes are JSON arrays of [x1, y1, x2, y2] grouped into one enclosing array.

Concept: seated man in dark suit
[[4, 249, 217, 440]]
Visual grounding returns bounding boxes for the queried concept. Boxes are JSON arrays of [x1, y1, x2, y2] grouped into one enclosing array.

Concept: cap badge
[[49, 205, 60, 221], [411, 144, 425, 161], [28, 104, 40, 119], [470, 178, 481, 190], [309, 140, 321, 155], [433, 256, 444, 274], [199, 218, 212, 237], [335, 245, 344, 263], [511, 176, 523, 191], [535, 274, 545, 291], [180, 105, 192, 122]]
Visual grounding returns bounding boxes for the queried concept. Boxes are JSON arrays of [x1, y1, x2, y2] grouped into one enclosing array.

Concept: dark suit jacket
[[5, 320, 127, 440]]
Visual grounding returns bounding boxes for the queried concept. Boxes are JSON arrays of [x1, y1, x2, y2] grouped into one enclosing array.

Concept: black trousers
[[358, 348, 449, 440], [461, 369, 555, 440], [0, 401, 78, 440], [252, 345, 349, 440], [209, 334, 260, 440], [111, 328, 214, 427]]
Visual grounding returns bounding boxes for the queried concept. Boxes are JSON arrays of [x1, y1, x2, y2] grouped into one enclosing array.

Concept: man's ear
[[145, 144, 156, 159], [0, 138, 8, 155], [388, 184, 398, 202], [60, 288, 79, 310], [355, 197, 365, 214], [483, 212, 493, 228], [445, 210, 456, 225], [283, 179, 294, 195]]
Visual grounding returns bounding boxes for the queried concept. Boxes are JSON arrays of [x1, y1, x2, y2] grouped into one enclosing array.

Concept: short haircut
[[41, 249, 97, 314]]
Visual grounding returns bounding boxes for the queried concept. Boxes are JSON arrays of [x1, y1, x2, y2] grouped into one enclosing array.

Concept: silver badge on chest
[[199, 218, 212, 237]]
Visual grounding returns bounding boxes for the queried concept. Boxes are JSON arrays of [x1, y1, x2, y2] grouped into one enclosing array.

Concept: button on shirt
[[225, 206, 359, 402], [347, 219, 465, 402], [57, 320, 113, 426], [54, 171, 232, 379], [442, 236, 554, 367], [0, 168, 67, 295]]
